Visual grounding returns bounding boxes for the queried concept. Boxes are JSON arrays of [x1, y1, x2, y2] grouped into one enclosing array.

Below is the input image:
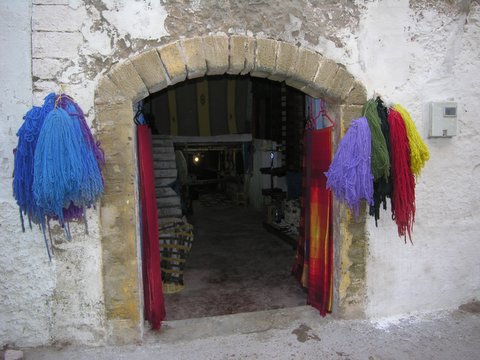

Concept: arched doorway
[[94, 35, 367, 344]]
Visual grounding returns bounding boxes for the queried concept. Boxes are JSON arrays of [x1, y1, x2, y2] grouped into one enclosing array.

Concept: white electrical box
[[429, 102, 457, 138]]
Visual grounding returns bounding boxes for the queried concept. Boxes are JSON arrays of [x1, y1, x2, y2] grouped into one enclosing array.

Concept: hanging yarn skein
[[393, 104, 430, 177], [388, 108, 416, 242], [369, 98, 393, 225], [13, 93, 104, 258], [325, 117, 373, 218], [363, 99, 390, 181], [33, 107, 104, 226]]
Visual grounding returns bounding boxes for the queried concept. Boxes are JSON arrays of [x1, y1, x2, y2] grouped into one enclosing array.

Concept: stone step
[[154, 169, 177, 178], [152, 146, 175, 153], [158, 206, 182, 217], [156, 196, 181, 208], [152, 139, 173, 148], [155, 177, 176, 187], [158, 217, 183, 226], [153, 160, 176, 169], [151, 135, 173, 140], [156, 187, 177, 198], [153, 152, 175, 161]]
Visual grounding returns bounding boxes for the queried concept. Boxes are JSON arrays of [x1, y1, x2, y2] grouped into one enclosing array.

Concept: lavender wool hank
[[325, 117, 373, 218]]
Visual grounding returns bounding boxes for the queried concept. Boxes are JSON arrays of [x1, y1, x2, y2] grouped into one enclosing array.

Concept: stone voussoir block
[[269, 41, 298, 82], [288, 47, 321, 85], [157, 41, 187, 85], [95, 77, 129, 106], [108, 60, 149, 103], [181, 37, 207, 79], [203, 35, 229, 76], [329, 66, 355, 101], [95, 103, 133, 130], [251, 38, 277, 78], [313, 58, 340, 98], [131, 49, 169, 94], [228, 35, 255, 75], [341, 104, 364, 133], [345, 80, 368, 105]]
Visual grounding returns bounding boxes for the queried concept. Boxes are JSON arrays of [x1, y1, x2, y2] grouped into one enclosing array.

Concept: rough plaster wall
[[0, 1, 56, 348], [1, 0, 479, 346]]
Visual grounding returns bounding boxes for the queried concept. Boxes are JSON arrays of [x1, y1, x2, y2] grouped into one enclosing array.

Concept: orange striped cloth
[[292, 127, 333, 316]]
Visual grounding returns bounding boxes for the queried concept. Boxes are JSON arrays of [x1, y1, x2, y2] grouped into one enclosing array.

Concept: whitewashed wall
[[1, 0, 479, 347], [360, 1, 480, 318], [0, 1, 56, 348]]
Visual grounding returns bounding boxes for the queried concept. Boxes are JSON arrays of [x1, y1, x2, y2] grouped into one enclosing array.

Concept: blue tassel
[[32, 107, 104, 226]]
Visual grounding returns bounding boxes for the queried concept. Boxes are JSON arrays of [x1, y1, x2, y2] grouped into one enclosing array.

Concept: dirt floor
[[22, 304, 480, 359]]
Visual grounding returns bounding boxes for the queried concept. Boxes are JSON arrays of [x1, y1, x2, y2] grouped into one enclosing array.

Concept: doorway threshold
[[144, 306, 326, 344]]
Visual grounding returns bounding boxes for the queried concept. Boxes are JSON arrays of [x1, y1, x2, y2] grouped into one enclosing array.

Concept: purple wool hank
[[325, 117, 374, 218]]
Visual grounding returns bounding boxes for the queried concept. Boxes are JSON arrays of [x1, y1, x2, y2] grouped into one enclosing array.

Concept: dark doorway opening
[[141, 75, 312, 320]]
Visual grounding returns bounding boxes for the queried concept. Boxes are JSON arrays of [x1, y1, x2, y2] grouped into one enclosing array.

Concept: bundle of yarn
[[325, 98, 429, 242], [13, 93, 104, 258]]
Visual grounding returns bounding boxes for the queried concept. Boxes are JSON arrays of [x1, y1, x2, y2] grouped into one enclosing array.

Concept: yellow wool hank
[[393, 104, 430, 176]]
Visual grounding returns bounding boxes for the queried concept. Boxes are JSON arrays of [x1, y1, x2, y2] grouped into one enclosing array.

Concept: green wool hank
[[363, 99, 390, 181]]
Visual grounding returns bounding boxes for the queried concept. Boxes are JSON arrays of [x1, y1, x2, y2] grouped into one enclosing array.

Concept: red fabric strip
[[293, 127, 333, 316], [137, 125, 166, 329]]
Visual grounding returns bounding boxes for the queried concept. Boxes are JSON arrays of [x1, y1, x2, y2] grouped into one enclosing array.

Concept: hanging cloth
[[388, 109, 416, 242], [292, 126, 333, 316], [137, 125, 166, 329]]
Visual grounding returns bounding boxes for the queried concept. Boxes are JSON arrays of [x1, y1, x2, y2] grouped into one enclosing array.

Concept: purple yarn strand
[[325, 117, 374, 218]]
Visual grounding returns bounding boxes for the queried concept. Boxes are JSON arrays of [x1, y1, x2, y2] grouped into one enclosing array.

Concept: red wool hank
[[388, 109, 416, 243]]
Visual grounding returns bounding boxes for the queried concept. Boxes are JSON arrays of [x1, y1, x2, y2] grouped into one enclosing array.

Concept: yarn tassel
[[369, 98, 393, 225], [363, 99, 390, 181], [32, 107, 103, 225], [388, 109, 416, 242], [393, 104, 429, 177], [325, 117, 373, 218]]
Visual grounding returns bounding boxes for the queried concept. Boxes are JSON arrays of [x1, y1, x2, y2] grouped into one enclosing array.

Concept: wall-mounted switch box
[[429, 102, 457, 138]]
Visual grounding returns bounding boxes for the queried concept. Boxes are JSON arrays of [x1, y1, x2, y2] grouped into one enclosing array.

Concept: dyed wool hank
[[325, 117, 373, 218], [388, 109, 416, 242], [393, 104, 430, 177], [363, 99, 390, 181], [369, 98, 393, 225]]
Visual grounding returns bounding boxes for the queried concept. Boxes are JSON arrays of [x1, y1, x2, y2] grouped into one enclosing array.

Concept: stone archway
[[94, 35, 367, 344]]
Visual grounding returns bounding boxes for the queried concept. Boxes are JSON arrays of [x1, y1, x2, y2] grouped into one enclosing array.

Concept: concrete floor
[[24, 303, 480, 359], [164, 194, 306, 320]]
